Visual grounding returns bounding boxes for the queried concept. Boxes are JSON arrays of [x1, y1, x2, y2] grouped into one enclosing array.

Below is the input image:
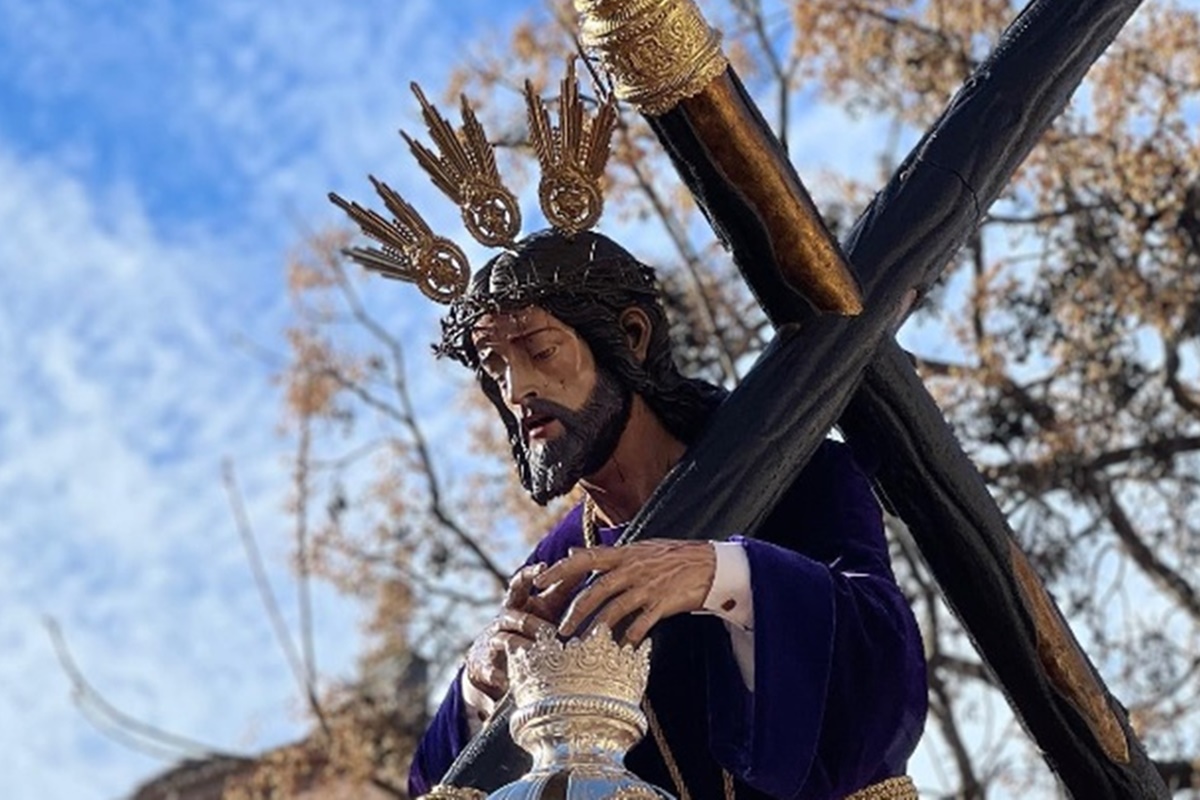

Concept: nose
[[504, 358, 540, 408]]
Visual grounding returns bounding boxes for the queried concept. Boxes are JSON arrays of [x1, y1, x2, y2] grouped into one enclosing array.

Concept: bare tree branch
[[1164, 337, 1200, 418], [732, 0, 796, 150], [293, 416, 321, 723], [928, 664, 986, 800], [1153, 758, 1198, 792], [326, 254, 509, 588], [1084, 474, 1200, 624], [45, 617, 248, 762], [222, 461, 331, 737], [612, 118, 741, 385]]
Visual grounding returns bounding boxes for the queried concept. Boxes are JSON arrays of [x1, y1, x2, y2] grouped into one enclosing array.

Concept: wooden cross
[[447, 0, 1170, 796]]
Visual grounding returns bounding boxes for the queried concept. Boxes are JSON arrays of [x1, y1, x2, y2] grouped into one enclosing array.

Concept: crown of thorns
[[328, 61, 618, 305], [433, 242, 661, 365]]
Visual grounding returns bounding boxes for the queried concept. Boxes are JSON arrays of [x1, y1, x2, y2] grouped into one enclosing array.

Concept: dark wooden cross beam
[[444, 0, 1169, 796], [635, 0, 1167, 797]]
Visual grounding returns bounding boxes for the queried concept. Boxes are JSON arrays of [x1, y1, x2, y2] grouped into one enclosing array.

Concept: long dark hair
[[438, 230, 726, 498]]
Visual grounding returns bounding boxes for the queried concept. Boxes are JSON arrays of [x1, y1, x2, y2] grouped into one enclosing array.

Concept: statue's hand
[[533, 540, 716, 646], [464, 563, 579, 702]]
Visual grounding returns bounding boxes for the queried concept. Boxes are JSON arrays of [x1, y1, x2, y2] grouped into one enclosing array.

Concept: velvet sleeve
[[408, 668, 472, 797], [706, 443, 927, 799]]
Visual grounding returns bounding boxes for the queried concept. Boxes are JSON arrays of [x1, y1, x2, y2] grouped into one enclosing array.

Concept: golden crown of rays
[[329, 62, 618, 304]]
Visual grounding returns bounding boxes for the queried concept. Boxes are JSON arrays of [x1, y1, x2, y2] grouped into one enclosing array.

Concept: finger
[[467, 643, 505, 696], [620, 603, 663, 646], [534, 547, 623, 589], [525, 574, 585, 622], [558, 570, 639, 636], [588, 587, 650, 638], [473, 630, 536, 697], [504, 563, 546, 609], [496, 608, 557, 640], [481, 663, 507, 694], [494, 630, 535, 655]]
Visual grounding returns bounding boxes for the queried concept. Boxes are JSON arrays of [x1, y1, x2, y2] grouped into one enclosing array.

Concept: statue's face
[[473, 306, 631, 503]]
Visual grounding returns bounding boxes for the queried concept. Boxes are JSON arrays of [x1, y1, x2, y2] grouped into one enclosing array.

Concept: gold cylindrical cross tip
[[575, 0, 729, 116], [576, 0, 862, 315]]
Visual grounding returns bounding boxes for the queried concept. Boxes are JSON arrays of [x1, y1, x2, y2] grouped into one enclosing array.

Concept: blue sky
[[0, 2, 540, 797]]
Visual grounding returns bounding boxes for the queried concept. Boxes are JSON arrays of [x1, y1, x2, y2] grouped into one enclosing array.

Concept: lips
[[522, 411, 558, 440]]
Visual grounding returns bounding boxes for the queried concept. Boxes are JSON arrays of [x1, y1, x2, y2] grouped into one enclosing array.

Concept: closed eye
[[532, 346, 558, 362]]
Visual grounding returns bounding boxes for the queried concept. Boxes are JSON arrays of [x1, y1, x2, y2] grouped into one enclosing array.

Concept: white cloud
[[0, 138, 345, 798]]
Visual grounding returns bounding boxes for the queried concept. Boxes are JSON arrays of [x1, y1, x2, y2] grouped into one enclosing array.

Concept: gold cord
[[642, 697, 692, 800], [582, 494, 599, 548], [581, 495, 734, 800]]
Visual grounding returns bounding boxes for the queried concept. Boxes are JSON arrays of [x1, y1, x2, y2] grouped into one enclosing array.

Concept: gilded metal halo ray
[[328, 176, 470, 304], [329, 59, 622, 312], [403, 84, 521, 248], [525, 60, 617, 236]]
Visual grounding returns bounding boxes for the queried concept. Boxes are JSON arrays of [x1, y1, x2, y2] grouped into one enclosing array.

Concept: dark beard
[[523, 368, 632, 505]]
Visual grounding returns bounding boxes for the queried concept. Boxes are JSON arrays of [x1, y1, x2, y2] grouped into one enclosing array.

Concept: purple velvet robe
[[409, 440, 927, 800]]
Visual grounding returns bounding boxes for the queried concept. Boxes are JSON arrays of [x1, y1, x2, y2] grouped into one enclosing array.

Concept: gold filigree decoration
[[508, 624, 651, 710], [403, 84, 522, 248], [328, 178, 469, 303], [422, 783, 488, 800], [576, 0, 729, 116], [844, 776, 919, 800], [526, 61, 617, 236]]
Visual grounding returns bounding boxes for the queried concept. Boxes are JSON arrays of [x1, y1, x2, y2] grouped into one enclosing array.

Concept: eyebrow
[[510, 326, 554, 343], [473, 325, 555, 347]]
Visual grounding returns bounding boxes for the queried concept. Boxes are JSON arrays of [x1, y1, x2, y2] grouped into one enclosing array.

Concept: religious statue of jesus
[[331, 61, 927, 800]]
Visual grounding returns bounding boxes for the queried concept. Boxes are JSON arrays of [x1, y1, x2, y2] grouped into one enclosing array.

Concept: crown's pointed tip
[[368, 175, 395, 197], [411, 82, 433, 108]]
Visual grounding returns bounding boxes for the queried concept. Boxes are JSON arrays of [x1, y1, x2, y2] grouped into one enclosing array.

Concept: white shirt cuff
[[701, 540, 754, 630], [460, 669, 496, 736], [696, 541, 755, 690]]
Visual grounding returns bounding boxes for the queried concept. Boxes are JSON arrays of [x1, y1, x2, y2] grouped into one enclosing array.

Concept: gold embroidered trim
[[844, 775, 918, 800], [576, 0, 729, 116], [422, 783, 487, 800]]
